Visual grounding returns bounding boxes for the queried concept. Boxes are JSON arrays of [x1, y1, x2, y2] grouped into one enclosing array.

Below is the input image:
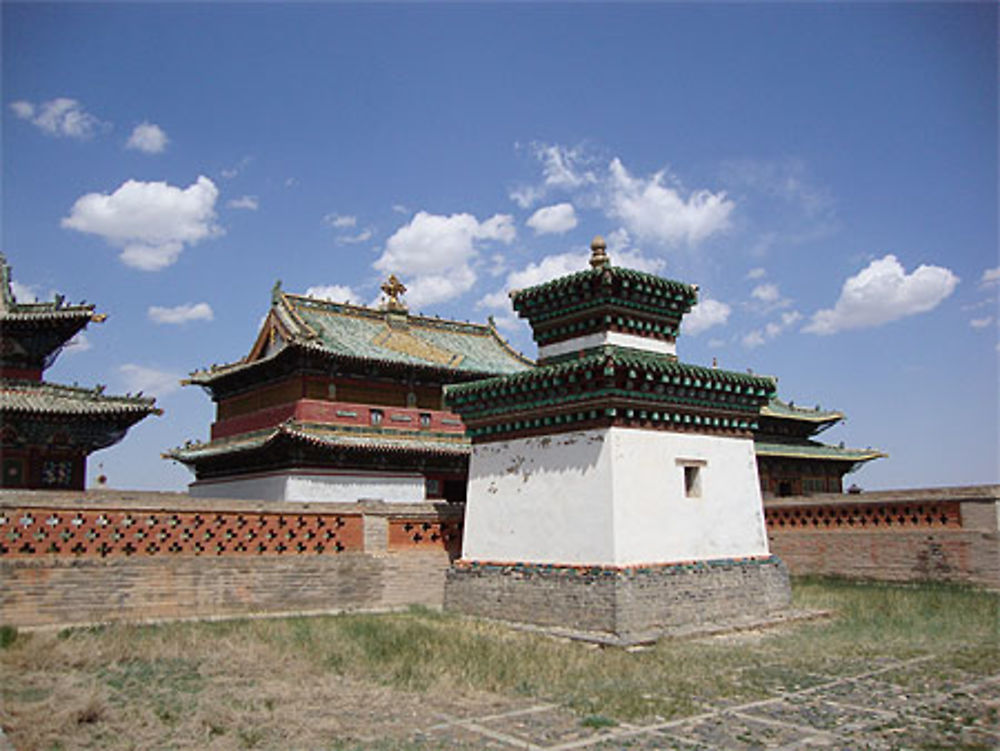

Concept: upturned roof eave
[[446, 345, 778, 401], [165, 421, 470, 464], [0, 378, 161, 416]]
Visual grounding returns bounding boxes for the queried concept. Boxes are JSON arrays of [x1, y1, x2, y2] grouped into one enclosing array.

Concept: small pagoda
[[0, 255, 160, 490], [756, 397, 886, 497], [166, 276, 532, 502], [444, 237, 792, 644]]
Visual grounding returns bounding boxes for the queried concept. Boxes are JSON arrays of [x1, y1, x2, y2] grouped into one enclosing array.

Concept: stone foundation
[[445, 555, 792, 644]]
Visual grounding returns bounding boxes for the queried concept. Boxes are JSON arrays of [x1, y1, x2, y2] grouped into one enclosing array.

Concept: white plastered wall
[[462, 431, 616, 564], [609, 428, 769, 565], [189, 470, 426, 503], [537, 331, 676, 360], [461, 427, 770, 566]]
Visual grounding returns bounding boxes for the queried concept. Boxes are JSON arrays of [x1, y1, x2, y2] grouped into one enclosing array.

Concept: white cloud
[[509, 143, 598, 208], [980, 268, 1000, 287], [220, 156, 253, 179], [10, 280, 40, 303], [126, 122, 168, 154], [683, 298, 731, 336], [804, 254, 959, 335], [64, 332, 91, 353], [536, 143, 597, 190], [720, 157, 833, 218], [62, 176, 222, 271], [337, 229, 373, 245], [10, 101, 34, 119], [375, 211, 516, 308], [324, 213, 356, 228], [607, 158, 734, 246], [526, 202, 578, 235], [751, 283, 781, 304], [741, 330, 766, 349], [970, 316, 994, 329], [148, 302, 214, 325], [118, 364, 180, 397], [392, 204, 410, 215], [227, 195, 259, 211], [11, 98, 105, 139], [746, 267, 767, 280], [743, 310, 803, 349], [305, 284, 358, 303]]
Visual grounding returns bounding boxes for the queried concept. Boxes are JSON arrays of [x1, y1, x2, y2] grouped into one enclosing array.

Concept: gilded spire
[[589, 235, 610, 269], [381, 274, 408, 312]]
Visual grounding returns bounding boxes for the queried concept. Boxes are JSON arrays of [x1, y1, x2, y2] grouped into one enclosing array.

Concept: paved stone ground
[[404, 655, 999, 750]]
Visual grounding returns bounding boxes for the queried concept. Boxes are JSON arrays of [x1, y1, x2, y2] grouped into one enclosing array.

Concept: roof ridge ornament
[[381, 274, 408, 313], [589, 235, 610, 269]]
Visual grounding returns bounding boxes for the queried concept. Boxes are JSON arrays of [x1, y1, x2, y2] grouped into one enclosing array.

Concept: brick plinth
[[445, 556, 791, 644]]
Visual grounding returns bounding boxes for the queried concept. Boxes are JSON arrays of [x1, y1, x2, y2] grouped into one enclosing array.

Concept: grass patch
[[1, 578, 996, 749], [0, 624, 17, 649]]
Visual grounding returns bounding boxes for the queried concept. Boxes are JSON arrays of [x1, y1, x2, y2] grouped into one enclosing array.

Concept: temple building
[[0, 255, 160, 490], [756, 398, 885, 497], [166, 277, 532, 502], [443, 237, 791, 643]]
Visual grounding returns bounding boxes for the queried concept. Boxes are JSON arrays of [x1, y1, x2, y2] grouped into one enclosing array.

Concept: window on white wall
[[676, 458, 706, 498]]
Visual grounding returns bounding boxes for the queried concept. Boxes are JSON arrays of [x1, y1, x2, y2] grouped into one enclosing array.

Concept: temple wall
[[2, 484, 996, 631], [0, 490, 461, 629], [764, 485, 1000, 588]]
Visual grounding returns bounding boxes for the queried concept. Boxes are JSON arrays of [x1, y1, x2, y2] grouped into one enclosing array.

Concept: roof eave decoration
[[0, 379, 162, 417], [0, 253, 104, 323], [164, 420, 471, 464], [761, 397, 844, 424]]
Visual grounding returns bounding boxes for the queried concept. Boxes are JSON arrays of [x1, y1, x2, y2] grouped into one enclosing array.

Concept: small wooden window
[[370, 409, 383, 426]]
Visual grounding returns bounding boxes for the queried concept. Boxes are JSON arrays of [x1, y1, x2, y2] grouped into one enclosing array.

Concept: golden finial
[[381, 274, 408, 312], [589, 235, 610, 268]]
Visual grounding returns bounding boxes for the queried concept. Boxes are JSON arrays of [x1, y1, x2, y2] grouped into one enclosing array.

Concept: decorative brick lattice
[[387, 518, 462, 553], [765, 501, 962, 532], [0, 507, 363, 557]]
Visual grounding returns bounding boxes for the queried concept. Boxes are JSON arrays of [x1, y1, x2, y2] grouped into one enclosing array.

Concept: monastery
[[167, 276, 532, 502], [168, 256, 882, 502], [0, 255, 160, 490]]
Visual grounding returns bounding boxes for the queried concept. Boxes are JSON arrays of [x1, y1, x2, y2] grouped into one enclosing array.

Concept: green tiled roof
[[0, 380, 160, 416], [754, 440, 886, 462], [761, 397, 843, 424], [447, 345, 776, 403], [188, 287, 533, 384], [512, 266, 697, 311], [509, 264, 698, 335], [166, 420, 470, 463]]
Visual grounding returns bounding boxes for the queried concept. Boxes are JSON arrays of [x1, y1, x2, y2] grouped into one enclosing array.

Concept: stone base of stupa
[[445, 555, 792, 645]]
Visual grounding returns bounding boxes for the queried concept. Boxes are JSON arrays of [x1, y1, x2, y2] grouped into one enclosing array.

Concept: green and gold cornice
[[445, 345, 776, 443]]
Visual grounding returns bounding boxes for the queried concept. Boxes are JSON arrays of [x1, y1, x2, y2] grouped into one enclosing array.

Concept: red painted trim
[[211, 398, 467, 439], [0, 367, 42, 381]]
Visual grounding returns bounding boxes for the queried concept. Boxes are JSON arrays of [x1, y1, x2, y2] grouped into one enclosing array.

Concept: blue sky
[[3, 2, 997, 492]]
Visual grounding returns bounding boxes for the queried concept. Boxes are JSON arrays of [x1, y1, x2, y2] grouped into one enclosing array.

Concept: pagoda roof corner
[[761, 397, 844, 425]]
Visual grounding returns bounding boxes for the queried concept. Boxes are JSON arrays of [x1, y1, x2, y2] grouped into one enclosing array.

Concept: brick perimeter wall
[[0, 490, 461, 628], [445, 557, 791, 643], [765, 486, 999, 588]]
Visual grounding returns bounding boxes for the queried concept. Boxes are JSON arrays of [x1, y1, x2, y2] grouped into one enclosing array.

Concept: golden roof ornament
[[589, 235, 610, 269], [381, 274, 408, 312]]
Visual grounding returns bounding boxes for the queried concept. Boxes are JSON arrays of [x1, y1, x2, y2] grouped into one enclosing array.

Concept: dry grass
[[1, 578, 997, 750]]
